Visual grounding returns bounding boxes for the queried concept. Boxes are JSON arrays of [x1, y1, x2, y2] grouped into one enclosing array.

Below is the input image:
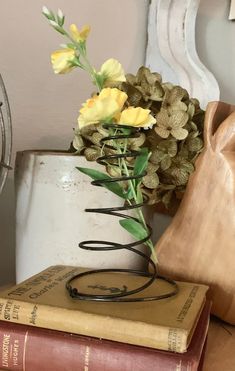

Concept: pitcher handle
[[0, 74, 12, 194]]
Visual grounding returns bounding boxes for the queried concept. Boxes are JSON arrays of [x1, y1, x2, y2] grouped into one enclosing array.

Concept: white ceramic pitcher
[[15, 151, 149, 282]]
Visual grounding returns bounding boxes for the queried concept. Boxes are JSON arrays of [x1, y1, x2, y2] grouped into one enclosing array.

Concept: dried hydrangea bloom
[[154, 109, 189, 140], [162, 86, 188, 114], [73, 67, 205, 211]]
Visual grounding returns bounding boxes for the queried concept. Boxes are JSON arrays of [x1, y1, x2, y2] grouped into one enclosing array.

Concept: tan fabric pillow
[[154, 101, 235, 324]]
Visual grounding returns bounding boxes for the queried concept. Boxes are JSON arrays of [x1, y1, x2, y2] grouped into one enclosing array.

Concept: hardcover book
[[0, 265, 208, 353], [0, 301, 211, 371]]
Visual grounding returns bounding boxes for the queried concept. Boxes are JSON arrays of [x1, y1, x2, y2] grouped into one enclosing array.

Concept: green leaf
[[119, 219, 148, 241], [51, 24, 66, 35], [77, 167, 128, 199], [133, 148, 150, 186], [121, 127, 132, 136]]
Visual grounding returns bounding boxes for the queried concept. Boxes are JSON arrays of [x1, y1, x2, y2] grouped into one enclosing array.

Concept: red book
[[0, 302, 210, 371]]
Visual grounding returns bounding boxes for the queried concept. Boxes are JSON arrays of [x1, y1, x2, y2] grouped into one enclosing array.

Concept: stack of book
[[0, 265, 210, 370]]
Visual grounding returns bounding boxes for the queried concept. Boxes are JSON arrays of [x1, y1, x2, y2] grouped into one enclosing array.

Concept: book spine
[[0, 298, 187, 352], [0, 321, 198, 371], [197, 336, 208, 371]]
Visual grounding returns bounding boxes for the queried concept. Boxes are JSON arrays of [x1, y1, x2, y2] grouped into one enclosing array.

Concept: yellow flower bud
[[118, 107, 156, 128], [70, 24, 90, 43], [51, 48, 76, 74], [98, 58, 126, 84]]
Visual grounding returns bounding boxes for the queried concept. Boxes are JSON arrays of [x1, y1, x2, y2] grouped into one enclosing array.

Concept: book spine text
[[0, 321, 198, 371]]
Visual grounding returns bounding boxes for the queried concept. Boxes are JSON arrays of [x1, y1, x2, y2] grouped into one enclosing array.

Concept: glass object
[[0, 74, 12, 194]]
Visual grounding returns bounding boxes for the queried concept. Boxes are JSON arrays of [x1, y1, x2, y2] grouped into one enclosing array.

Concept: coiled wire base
[[66, 124, 178, 302]]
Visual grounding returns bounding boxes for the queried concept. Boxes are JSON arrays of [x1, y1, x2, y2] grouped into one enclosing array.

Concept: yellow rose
[[118, 107, 156, 128], [70, 24, 90, 43], [98, 59, 126, 84], [78, 88, 127, 129], [51, 49, 76, 74]]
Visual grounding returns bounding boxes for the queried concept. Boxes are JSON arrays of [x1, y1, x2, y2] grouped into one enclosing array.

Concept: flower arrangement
[[42, 7, 205, 260]]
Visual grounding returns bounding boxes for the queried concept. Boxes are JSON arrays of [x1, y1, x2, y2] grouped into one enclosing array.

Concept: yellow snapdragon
[[98, 59, 126, 85], [98, 88, 127, 109], [78, 88, 127, 129], [118, 107, 156, 128], [51, 48, 77, 74], [70, 24, 90, 43]]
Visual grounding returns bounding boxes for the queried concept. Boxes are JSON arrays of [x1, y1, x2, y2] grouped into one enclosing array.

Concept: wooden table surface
[[204, 316, 235, 371]]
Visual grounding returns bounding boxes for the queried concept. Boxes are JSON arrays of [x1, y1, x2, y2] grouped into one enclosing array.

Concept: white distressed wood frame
[[229, 0, 235, 20], [145, 0, 220, 109]]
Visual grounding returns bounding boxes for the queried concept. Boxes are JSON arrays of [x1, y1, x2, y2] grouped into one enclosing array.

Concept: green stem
[[79, 47, 102, 90], [114, 133, 157, 263], [121, 158, 157, 262], [63, 31, 102, 91]]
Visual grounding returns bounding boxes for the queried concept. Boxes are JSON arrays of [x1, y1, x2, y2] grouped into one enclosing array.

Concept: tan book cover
[[0, 265, 208, 353]]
